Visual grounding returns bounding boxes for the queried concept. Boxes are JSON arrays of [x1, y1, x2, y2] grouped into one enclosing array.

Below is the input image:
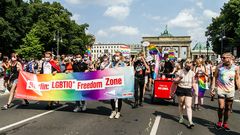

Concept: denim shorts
[[217, 89, 235, 99], [13, 79, 18, 84]]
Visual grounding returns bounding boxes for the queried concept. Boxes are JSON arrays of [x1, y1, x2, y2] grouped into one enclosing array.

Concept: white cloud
[[168, 9, 201, 28], [196, 1, 204, 9], [203, 9, 219, 18], [66, 0, 132, 21], [96, 30, 108, 37], [109, 26, 139, 36], [188, 27, 206, 46], [104, 6, 129, 20], [71, 14, 81, 23], [141, 33, 154, 37], [67, 0, 81, 4], [104, 0, 132, 6], [143, 13, 163, 21], [66, 0, 132, 6]]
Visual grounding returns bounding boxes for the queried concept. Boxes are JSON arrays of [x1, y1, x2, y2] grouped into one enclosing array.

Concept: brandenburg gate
[[142, 26, 191, 59]]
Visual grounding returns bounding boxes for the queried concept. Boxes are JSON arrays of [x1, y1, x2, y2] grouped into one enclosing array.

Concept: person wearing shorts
[[1, 53, 29, 110], [2, 56, 10, 92], [211, 52, 240, 131], [173, 58, 196, 129]]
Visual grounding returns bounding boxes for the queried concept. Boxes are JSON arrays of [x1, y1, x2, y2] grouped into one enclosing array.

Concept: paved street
[[0, 90, 240, 135]]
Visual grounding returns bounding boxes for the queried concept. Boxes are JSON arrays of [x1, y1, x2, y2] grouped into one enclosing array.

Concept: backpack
[[26, 61, 33, 73], [34, 62, 38, 69]]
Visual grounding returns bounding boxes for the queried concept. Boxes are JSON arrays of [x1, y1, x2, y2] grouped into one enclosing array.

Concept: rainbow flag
[[168, 49, 175, 60], [153, 53, 160, 79], [85, 47, 91, 57], [198, 76, 207, 97], [148, 44, 158, 55]]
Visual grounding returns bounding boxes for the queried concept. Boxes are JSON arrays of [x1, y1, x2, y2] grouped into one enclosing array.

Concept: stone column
[[187, 46, 191, 58], [178, 46, 181, 58]]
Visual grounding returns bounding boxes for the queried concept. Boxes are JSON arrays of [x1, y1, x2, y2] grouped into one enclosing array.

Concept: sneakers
[[73, 104, 87, 112], [139, 102, 143, 107], [0, 90, 4, 94], [81, 104, 87, 112], [216, 122, 222, 129], [223, 123, 230, 131], [109, 111, 117, 119], [22, 100, 30, 106], [179, 117, 184, 124], [4, 90, 10, 94], [45, 105, 53, 110], [132, 102, 138, 109], [73, 106, 81, 112], [187, 123, 195, 129], [215, 122, 230, 131], [193, 105, 196, 111], [1, 104, 10, 110], [115, 112, 121, 119]]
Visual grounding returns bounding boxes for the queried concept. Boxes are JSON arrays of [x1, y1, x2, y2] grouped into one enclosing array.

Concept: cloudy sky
[[42, 0, 229, 46]]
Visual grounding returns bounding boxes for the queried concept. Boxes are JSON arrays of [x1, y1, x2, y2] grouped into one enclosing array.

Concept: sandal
[[1, 104, 10, 110]]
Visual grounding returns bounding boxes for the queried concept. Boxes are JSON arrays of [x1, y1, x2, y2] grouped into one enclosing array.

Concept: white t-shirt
[[176, 69, 195, 89], [43, 62, 52, 74]]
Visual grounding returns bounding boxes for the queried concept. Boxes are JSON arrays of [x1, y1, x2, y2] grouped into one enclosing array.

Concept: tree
[[0, 0, 94, 56], [15, 27, 44, 60], [206, 0, 240, 55]]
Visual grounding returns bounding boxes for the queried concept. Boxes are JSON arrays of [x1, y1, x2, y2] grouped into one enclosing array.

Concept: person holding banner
[[109, 51, 126, 119], [100, 54, 111, 70], [72, 54, 89, 112], [40, 51, 61, 109], [132, 53, 150, 108], [2, 53, 29, 110]]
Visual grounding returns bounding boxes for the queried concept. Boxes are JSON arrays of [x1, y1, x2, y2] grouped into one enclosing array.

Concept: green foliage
[[16, 27, 44, 60], [0, 0, 95, 57], [206, 0, 240, 54]]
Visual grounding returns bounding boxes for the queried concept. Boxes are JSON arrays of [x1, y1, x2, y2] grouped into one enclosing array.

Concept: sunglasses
[[221, 57, 230, 59]]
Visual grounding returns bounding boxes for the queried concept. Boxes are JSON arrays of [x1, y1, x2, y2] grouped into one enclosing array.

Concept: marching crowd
[[0, 51, 239, 131]]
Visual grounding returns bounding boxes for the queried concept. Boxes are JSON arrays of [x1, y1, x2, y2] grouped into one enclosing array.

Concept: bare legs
[[178, 96, 193, 124]]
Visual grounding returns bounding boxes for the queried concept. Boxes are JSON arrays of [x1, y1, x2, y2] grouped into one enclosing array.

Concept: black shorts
[[175, 87, 192, 97], [4, 77, 9, 81]]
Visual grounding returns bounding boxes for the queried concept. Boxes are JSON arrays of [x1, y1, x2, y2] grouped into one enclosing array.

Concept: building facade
[[130, 44, 142, 56], [91, 43, 130, 60], [191, 42, 216, 62], [142, 26, 191, 59]]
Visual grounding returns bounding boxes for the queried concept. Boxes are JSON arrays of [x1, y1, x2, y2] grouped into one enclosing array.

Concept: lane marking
[[145, 118, 152, 132], [0, 104, 68, 132], [150, 115, 161, 135]]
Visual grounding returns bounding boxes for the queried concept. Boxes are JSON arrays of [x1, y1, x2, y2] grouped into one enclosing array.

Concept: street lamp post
[[199, 44, 202, 58], [206, 40, 210, 61], [53, 30, 63, 56], [219, 28, 226, 55]]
